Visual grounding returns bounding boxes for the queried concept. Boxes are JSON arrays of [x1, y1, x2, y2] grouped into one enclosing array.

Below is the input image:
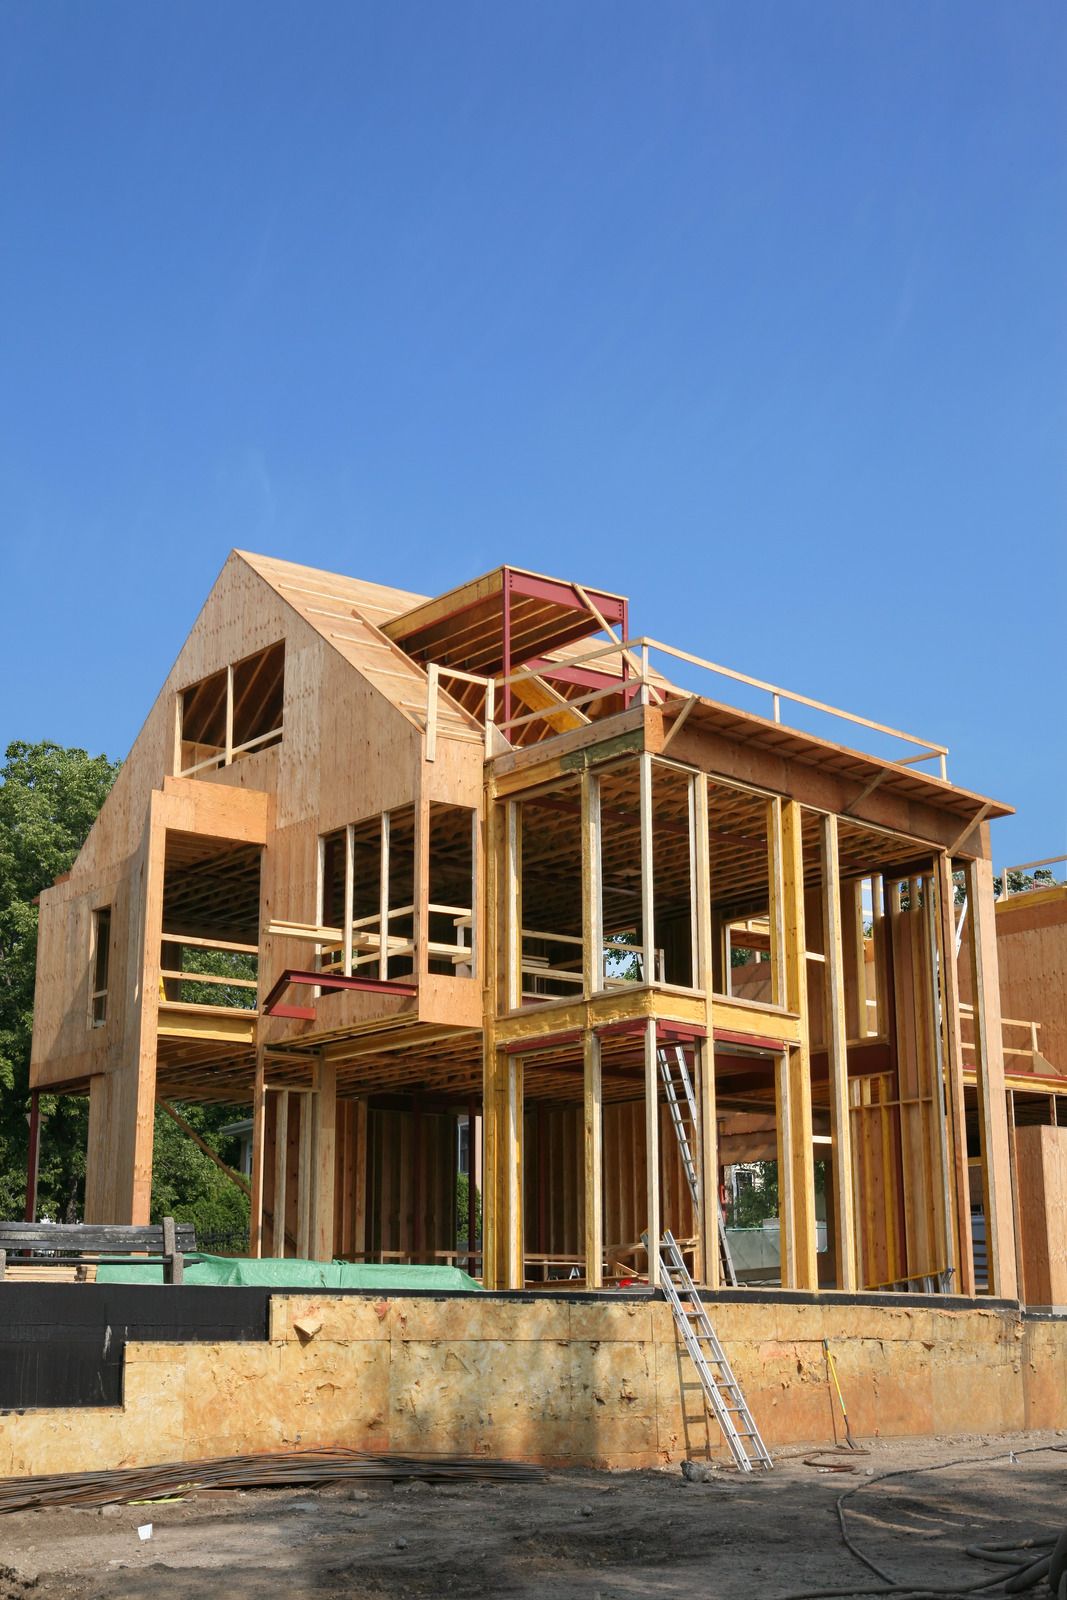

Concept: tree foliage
[[0, 739, 253, 1237], [0, 741, 121, 1219]]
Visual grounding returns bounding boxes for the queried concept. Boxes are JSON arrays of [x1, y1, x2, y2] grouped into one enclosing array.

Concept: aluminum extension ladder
[[658, 1230, 773, 1473], [657, 1044, 737, 1287]]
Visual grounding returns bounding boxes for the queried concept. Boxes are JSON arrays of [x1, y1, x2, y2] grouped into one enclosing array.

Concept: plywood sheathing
[[1, 1295, 1063, 1479]]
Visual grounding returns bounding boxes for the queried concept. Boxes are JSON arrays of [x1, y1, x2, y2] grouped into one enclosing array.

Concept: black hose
[[773, 1443, 1067, 1600]]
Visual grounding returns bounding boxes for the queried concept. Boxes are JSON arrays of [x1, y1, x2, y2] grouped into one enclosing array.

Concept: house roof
[[236, 551, 483, 744]]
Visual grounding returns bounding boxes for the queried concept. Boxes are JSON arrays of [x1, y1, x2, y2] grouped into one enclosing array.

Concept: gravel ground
[[1, 1429, 1065, 1600]]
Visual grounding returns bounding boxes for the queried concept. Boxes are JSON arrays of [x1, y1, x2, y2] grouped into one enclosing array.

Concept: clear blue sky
[[1, 3, 1063, 867]]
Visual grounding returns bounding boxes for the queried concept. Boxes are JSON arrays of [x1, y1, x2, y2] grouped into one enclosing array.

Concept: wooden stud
[[343, 823, 354, 978], [963, 855, 1018, 1299], [639, 753, 655, 985], [581, 769, 603, 997], [379, 811, 391, 982], [273, 1089, 289, 1258], [694, 772, 719, 1289], [923, 873, 955, 1282], [781, 800, 817, 1290], [644, 1015, 660, 1286], [821, 813, 857, 1290], [582, 1030, 603, 1287], [314, 1055, 337, 1261]]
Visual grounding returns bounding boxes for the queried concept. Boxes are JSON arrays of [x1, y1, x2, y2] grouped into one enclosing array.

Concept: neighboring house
[[30, 551, 1059, 1296]]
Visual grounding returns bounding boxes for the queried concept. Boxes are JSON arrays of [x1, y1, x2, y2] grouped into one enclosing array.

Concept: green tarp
[[95, 1254, 483, 1290]]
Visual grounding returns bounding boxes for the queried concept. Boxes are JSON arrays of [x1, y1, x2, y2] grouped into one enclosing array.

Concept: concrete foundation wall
[[3, 1294, 1065, 1477]]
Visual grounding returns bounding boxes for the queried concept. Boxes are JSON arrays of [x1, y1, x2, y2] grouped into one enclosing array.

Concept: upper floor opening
[[178, 641, 285, 776]]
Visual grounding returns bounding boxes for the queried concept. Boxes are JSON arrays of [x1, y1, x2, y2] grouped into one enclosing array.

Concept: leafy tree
[[456, 1171, 481, 1245], [150, 1105, 249, 1242], [0, 740, 121, 1220]]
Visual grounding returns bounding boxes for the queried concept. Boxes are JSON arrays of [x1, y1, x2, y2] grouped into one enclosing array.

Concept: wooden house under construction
[[29, 552, 1067, 1299]]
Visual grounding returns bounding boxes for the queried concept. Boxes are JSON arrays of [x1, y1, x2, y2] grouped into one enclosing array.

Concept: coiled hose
[[774, 1443, 1067, 1600]]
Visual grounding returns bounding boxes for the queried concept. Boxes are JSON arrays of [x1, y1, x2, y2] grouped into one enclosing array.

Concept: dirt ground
[[1, 1429, 1065, 1600]]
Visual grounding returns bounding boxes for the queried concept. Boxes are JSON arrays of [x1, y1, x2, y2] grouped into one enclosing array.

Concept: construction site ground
[[2, 1428, 1065, 1600]]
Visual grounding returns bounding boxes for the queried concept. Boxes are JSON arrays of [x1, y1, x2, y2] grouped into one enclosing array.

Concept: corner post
[[821, 813, 857, 1290], [249, 1046, 267, 1258], [963, 854, 1018, 1299], [644, 1015, 661, 1286], [933, 853, 973, 1295], [781, 800, 817, 1289], [694, 773, 719, 1289]]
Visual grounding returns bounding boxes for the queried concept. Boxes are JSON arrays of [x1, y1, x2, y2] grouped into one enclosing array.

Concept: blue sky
[[1, 2, 1064, 866]]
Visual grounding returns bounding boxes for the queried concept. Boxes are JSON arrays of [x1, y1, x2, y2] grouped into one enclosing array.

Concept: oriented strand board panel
[[1015, 1125, 1067, 1307], [993, 890, 1067, 1076]]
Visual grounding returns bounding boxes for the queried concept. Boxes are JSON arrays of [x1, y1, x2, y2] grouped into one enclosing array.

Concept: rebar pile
[[0, 1447, 543, 1514]]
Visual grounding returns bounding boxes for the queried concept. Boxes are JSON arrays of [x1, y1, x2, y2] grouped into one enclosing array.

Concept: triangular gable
[[237, 551, 483, 743]]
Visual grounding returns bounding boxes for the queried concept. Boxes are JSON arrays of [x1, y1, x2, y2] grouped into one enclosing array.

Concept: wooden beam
[[644, 1014, 660, 1286], [581, 769, 603, 997], [694, 773, 719, 1289], [273, 1089, 289, 1258], [583, 1030, 603, 1288], [639, 752, 655, 985], [249, 1047, 267, 1257], [352, 1097, 368, 1261], [781, 800, 817, 1289], [963, 855, 1018, 1298], [933, 853, 973, 1295], [923, 871, 955, 1286], [820, 814, 857, 1290], [313, 1056, 337, 1262]]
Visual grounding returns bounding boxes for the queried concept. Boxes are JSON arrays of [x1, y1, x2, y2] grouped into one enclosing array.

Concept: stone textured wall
[[2, 1294, 1064, 1477]]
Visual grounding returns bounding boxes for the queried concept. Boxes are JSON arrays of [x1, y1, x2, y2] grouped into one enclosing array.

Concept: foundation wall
[[2, 1294, 1065, 1478]]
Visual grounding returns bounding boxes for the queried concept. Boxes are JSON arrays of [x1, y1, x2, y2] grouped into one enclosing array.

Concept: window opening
[[428, 805, 477, 977], [90, 907, 112, 1026], [179, 642, 284, 775]]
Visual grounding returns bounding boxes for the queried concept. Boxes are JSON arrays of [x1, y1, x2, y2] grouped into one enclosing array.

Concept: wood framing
[[28, 549, 1036, 1305]]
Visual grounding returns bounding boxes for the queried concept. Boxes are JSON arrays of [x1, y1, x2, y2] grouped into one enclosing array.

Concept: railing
[[267, 903, 473, 983], [179, 725, 283, 778], [517, 927, 664, 1004], [158, 933, 259, 1011], [998, 854, 1067, 901], [422, 633, 949, 776], [959, 1002, 1043, 1070]]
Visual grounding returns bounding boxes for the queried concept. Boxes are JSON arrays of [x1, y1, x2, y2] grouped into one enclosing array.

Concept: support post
[[313, 1056, 337, 1262], [780, 800, 817, 1289], [581, 769, 602, 998], [343, 823, 354, 978], [821, 814, 857, 1290], [379, 811, 391, 981], [249, 1048, 267, 1257], [639, 753, 655, 985], [583, 1032, 603, 1287], [644, 1016, 661, 1286], [694, 773, 719, 1289], [273, 1089, 290, 1258], [353, 1097, 368, 1261], [963, 854, 1018, 1299], [505, 801, 522, 1011], [934, 854, 974, 1295]]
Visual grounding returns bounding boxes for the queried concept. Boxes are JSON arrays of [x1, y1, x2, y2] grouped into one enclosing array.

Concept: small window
[[91, 907, 111, 1026]]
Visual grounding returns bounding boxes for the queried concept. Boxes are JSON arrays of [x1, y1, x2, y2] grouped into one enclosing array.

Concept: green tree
[[0, 740, 121, 1220], [150, 1105, 249, 1244], [456, 1171, 481, 1245]]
